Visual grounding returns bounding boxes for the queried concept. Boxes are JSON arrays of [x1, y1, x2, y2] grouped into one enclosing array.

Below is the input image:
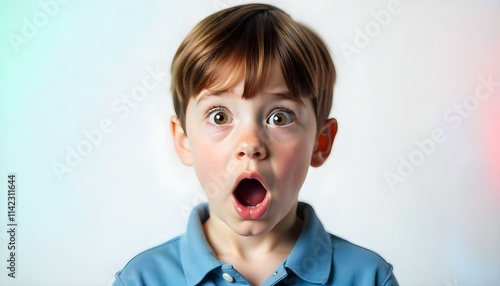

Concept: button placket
[[222, 272, 234, 282], [219, 264, 249, 284]]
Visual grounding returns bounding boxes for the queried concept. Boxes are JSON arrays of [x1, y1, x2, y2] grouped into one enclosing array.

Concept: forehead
[[201, 57, 302, 103]]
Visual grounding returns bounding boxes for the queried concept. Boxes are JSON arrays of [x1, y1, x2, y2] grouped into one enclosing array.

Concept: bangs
[[171, 4, 335, 132], [173, 5, 319, 101]]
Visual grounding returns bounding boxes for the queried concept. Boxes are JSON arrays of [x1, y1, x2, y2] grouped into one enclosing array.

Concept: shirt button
[[222, 272, 234, 282]]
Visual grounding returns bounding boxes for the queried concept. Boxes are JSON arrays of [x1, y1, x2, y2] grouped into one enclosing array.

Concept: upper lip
[[232, 171, 268, 193]]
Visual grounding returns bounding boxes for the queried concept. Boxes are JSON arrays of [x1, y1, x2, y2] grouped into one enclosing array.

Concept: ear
[[311, 118, 338, 167], [170, 115, 193, 166]]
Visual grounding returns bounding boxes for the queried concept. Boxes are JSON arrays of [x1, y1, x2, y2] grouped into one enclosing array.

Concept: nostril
[[236, 142, 266, 160], [237, 151, 262, 159]]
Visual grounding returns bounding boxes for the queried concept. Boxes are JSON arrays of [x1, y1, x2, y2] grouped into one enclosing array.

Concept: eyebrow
[[266, 91, 306, 106], [196, 91, 228, 105], [195, 89, 305, 106]]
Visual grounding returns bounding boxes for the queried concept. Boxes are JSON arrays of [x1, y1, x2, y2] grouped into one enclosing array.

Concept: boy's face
[[172, 61, 336, 236]]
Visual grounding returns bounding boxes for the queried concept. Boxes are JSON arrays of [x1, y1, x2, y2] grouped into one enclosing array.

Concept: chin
[[229, 218, 277, 237]]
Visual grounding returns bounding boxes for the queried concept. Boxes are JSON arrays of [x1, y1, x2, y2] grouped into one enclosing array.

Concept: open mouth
[[233, 179, 267, 207]]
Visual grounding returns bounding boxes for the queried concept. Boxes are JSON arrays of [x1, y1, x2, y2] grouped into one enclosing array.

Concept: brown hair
[[171, 3, 335, 133]]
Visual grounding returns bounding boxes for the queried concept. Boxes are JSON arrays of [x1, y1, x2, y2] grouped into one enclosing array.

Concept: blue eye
[[267, 109, 294, 126], [208, 108, 232, 125]]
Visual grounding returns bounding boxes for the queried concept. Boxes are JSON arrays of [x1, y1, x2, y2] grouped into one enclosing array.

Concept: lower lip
[[232, 193, 270, 219]]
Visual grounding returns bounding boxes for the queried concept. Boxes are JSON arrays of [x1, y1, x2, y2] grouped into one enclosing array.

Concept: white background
[[1, 0, 499, 285]]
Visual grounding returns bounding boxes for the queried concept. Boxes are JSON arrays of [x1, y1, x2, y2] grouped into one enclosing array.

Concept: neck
[[203, 206, 303, 261]]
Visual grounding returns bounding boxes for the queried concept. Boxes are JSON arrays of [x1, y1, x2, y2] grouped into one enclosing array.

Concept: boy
[[114, 4, 399, 285]]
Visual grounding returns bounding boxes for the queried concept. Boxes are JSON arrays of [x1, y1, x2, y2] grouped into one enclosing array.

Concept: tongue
[[235, 179, 267, 207]]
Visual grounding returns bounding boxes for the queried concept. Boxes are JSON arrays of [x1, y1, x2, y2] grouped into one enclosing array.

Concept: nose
[[235, 127, 267, 160]]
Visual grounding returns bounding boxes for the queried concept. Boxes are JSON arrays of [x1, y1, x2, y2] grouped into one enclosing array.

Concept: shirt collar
[[179, 203, 221, 286], [179, 202, 333, 285], [284, 202, 333, 284]]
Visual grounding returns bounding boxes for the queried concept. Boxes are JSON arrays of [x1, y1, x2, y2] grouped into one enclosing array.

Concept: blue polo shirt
[[113, 202, 399, 285]]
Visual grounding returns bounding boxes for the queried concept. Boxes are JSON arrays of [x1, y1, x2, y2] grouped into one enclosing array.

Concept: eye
[[267, 109, 294, 126], [208, 108, 232, 125]]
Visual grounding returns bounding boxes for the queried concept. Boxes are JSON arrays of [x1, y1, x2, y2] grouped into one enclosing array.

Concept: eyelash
[[272, 106, 295, 117], [204, 106, 296, 122], [205, 106, 225, 119]]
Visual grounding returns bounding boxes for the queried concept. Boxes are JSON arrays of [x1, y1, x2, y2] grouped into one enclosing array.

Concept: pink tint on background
[[479, 60, 500, 198], [481, 84, 500, 195], [478, 39, 500, 196]]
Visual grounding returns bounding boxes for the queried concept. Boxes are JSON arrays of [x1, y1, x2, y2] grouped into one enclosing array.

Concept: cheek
[[190, 137, 233, 198], [271, 136, 315, 187], [269, 123, 317, 161]]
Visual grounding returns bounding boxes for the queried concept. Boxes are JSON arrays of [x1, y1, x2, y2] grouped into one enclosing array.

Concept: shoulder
[[293, 202, 399, 285], [113, 236, 186, 285], [329, 234, 399, 286], [330, 234, 389, 267]]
